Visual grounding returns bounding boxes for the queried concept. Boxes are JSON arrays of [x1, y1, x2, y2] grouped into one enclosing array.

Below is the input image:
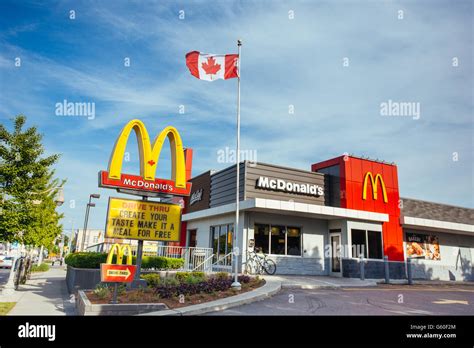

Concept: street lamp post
[[81, 194, 100, 252], [67, 219, 74, 254]]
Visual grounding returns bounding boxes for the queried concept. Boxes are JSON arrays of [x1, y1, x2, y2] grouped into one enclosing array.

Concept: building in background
[[73, 229, 105, 252]]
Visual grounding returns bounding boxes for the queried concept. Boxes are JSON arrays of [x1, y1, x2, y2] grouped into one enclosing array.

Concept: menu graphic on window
[[406, 233, 441, 260]]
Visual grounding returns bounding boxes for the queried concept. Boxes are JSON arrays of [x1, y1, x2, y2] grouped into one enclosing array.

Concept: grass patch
[[0, 302, 16, 315], [31, 263, 50, 272]]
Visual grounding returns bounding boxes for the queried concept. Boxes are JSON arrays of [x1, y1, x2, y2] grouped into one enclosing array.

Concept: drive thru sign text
[[105, 197, 181, 242], [101, 264, 136, 283]]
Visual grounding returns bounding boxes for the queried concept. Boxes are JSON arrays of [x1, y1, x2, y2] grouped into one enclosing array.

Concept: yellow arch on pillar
[[362, 172, 388, 203], [106, 243, 133, 265], [107, 119, 186, 188]]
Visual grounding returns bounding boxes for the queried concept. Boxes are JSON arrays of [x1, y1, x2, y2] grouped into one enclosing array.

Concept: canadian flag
[[186, 51, 239, 81]]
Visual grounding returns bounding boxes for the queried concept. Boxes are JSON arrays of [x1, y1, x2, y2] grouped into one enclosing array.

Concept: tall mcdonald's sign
[[99, 119, 192, 196], [362, 172, 388, 203]]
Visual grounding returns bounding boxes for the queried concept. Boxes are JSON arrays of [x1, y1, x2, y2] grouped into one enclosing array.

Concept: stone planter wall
[[66, 266, 101, 294], [76, 290, 168, 316]]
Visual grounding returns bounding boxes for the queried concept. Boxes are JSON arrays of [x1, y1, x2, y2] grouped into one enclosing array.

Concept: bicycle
[[244, 249, 276, 275], [13, 255, 33, 290]]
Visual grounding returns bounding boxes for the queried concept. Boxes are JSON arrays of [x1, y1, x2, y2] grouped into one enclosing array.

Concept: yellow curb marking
[[432, 299, 469, 305]]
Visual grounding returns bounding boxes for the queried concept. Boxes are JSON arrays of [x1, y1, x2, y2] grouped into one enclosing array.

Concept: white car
[[0, 255, 13, 268]]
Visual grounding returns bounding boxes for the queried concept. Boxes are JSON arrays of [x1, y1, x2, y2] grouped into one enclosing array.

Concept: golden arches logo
[[106, 243, 133, 265], [362, 172, 388, 203], [107, 119, 186, 188]]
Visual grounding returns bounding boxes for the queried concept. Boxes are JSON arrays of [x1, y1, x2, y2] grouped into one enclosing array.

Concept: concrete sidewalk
[[0, 266, 75, 315], [265, 275, 378, 289]]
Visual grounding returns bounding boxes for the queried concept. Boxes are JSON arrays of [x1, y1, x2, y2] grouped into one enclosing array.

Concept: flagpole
[[231, 39, 242, 290]]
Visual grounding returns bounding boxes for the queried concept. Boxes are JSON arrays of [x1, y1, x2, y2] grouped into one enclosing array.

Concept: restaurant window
[[210, 224, 233, 264], [271, 225, 286, 255], [226, 225, 233, 264], [351, 229, 367, 258], [351, 229, 383, 260], [254, 224, 269, 254], [316, 165, 340, 207], [254, 224, 301, 256], [219, 225, 227, 257], [287, 227, 302, 255], [367, 231, 383, 259]]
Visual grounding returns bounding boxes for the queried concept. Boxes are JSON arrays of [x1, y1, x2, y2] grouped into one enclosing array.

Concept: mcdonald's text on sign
[[101, 264, 136, 283], [99, 171, 192, 196], [105, 197, 181, 242]]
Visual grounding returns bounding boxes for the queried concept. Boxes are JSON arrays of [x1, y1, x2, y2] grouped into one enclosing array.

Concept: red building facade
[[312, 155, 404, 261]]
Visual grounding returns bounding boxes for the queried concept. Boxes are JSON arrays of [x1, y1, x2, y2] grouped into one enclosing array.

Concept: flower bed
[[85, 272, 264, 309]]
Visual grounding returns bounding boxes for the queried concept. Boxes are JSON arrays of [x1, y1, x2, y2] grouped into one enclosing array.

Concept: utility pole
[[81, 194, 100, 252]]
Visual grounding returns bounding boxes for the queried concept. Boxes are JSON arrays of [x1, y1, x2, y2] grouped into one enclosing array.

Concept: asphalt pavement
[[207, 284, 474, 315]]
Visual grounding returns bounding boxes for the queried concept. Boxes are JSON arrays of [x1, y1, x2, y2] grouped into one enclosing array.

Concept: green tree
[[0, 115, 64, 249]]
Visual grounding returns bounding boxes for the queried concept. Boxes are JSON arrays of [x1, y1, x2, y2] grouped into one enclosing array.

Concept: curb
[[280, 282, 378, 290], [282, 284, 338, 290], [141, 279, 281, 316], [276, 277, 378, 290]]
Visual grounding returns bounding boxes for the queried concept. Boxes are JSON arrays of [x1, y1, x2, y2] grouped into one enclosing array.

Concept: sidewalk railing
[[156, 245, 213, 272], [211, 252, 233, 273]]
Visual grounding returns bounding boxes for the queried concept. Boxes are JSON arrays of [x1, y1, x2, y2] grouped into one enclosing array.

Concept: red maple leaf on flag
[[201, 57, 221, 75]]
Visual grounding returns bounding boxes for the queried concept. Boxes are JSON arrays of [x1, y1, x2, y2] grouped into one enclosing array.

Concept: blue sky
[[0, 0, 472, 233]]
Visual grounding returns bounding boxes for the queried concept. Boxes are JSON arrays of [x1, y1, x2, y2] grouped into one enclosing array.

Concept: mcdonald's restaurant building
[[181, 155, 474, 281]]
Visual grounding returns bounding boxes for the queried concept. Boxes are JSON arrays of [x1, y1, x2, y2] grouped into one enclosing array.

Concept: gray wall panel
[[210, 163, 245, 207]]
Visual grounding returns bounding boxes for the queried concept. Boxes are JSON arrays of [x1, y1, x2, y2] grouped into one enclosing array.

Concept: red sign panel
[[100, 264, 137, 283], [98, 171, 192, 196], [312, 155, 404, 261]]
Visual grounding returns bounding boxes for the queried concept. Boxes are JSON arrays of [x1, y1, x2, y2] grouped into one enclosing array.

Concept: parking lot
[[208, 284, 474, 315]]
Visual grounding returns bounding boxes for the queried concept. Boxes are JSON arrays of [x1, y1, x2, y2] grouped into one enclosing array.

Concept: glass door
[[330, 233, 342, 276], [188, 229, 197, 247], [211, 224, 233, 265]]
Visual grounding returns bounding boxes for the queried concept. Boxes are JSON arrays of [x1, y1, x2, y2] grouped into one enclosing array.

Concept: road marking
[[342, 288, 474, 293], [432, 299, 469, 305]]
